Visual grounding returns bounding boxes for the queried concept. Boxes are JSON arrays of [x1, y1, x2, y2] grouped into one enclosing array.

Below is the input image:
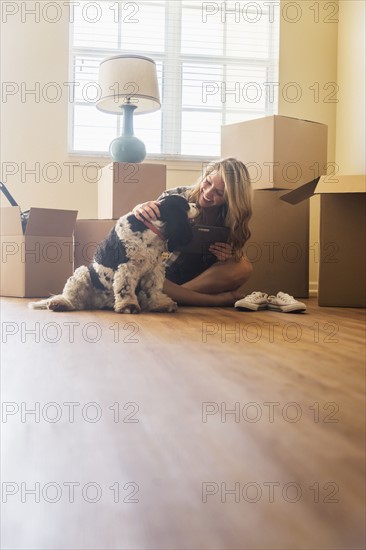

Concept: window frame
[[68, 0, 279, 162]]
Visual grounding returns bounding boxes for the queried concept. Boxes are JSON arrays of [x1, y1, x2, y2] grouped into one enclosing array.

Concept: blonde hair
[[188, 157, 252, 260]]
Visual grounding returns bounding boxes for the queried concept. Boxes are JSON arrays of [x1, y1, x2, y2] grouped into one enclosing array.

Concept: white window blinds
[[70, 0, 279, 158]]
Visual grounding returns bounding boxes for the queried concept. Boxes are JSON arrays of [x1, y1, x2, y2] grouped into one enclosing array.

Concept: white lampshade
[[96, 54, 161, 115]]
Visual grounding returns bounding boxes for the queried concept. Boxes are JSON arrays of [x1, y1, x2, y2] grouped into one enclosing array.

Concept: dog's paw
[[115, 302, 141, 314], [48, 297, 74, 312], [166, 302, 178, 313]]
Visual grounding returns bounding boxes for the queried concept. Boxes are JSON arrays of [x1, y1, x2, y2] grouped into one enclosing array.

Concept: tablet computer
[[175, 225, 230, 254]]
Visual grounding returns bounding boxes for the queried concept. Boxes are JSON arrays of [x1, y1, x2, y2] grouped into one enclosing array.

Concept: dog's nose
[[188, 203, 199, 219]]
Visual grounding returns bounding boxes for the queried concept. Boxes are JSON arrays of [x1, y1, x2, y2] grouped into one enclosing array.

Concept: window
[[69, 0, 279, 159]]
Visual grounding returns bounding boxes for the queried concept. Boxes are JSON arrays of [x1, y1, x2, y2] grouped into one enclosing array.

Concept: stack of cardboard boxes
[[222, 115, 366, 307]]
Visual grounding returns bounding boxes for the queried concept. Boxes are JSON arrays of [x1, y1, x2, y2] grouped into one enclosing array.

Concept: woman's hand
[[133, 201, 161, 222], [208, 242, 233, 261]]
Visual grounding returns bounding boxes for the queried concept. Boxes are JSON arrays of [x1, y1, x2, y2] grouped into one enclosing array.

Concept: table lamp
[[96, 54, 161, 163]]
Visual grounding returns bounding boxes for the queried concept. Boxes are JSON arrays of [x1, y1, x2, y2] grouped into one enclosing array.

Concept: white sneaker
[[235, 291, 268, 311], [267, 292, 306, 313]]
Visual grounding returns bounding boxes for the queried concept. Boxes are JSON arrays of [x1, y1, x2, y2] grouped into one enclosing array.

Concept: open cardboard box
[[0, 207, 77, 297], [98, 162, 166, 219], [282, 175, 366, 307], [74, 219, 116, 269]]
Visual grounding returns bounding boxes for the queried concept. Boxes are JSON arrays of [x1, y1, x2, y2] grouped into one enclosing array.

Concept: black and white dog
[[30, 195, 198, 314]]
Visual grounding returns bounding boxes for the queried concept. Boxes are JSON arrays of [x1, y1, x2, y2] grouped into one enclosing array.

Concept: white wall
[[0, 3, 80, 209], [335, 0, 366, 173]]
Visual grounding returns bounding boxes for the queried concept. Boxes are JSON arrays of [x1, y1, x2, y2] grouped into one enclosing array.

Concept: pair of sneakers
[[235, 291, 306, 313]]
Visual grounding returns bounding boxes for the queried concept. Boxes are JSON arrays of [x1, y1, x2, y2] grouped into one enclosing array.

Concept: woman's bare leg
[[163, 279, 238, 306], [183, 257, 252, 293], [163, 257, 253, 306]]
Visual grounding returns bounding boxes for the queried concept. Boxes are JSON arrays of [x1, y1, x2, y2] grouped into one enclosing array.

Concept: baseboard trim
[[309, 281, 318, 297]]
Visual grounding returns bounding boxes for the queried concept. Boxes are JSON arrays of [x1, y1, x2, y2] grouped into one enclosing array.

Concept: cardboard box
[[98, 162, 166, 219], [221, 115, 328, 190], [74, 219, 116, 269], [243, 190, 309, 298], [283, 175, 366, 307], [0, 207, 77, 297]]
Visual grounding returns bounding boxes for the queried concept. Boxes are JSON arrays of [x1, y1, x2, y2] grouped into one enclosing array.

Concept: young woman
[[133, 157, 253, 306]]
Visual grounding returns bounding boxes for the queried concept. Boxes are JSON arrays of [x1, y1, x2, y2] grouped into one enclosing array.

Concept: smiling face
[[198, 170, 226, 208]]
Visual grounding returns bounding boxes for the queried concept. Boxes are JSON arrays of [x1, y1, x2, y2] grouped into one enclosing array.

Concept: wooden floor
[[1, 297, 365, 550]]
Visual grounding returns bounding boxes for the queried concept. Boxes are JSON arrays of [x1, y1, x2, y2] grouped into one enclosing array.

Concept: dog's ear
[[159, 196, 194, 252], [166, 209, 193, 251]]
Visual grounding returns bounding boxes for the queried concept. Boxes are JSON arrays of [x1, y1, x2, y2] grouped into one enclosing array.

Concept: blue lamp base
[[110, 103, 146, 163], [109, 135, 146, 163]]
